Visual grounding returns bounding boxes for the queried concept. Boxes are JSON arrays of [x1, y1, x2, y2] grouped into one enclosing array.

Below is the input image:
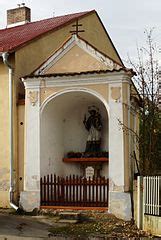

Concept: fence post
[[137, 176, 144, 229]]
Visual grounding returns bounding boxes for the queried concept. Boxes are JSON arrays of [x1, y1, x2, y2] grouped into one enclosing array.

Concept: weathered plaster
[[20, 191, 40, 212], [109, 191, 132, 221], [122, 82, 130, 192], [0, 62, 10, 207], [0, 168, 10, 207], [46, 45, 108, 74], [111, 86, 121, 101], [40, 84, 108, 105], [108, 83, 124, 188], [0, 168, 10, 177], [144, 215, 161, 237], [0, 166, 10, 191], [109, 178, 124, 192], [0, 191, 10, 208], [0, 180, 10, 191], [17, 104, 25, 193]]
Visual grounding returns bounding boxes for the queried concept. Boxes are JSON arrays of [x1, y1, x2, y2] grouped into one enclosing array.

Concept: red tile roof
[[0, 10, 94, 52], [23, 68, 135, 79]]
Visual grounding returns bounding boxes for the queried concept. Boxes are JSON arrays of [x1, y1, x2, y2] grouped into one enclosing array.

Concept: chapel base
[[19, 191, 40, 212], [109, 191, 132, 221]]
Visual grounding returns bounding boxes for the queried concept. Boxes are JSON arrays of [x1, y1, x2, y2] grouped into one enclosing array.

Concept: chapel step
[[58, 211, 81, 223]]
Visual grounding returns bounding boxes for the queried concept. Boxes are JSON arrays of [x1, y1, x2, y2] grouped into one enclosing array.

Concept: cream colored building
[[0, 5, 139, 220]]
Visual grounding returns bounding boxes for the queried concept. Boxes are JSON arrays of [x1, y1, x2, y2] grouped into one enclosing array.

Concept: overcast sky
[[0, 0, 161, 62]]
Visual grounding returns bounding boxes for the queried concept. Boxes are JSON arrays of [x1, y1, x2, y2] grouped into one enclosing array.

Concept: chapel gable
[[34, 35, 122, 76]]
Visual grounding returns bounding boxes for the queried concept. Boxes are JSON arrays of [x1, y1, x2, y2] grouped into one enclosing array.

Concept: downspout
[[1, 52, 19, 211]]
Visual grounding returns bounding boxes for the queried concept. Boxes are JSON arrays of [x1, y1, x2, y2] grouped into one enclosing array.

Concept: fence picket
[[54, 174, 56, 204], [76, 175, 79, 205], [92, 176, 95, 205], [40, 177, 43, 205], [143, 176, 161, 216], [47, 175, 49, 205], [66, 176, 68, 205], [43, 176, 46, 205], [73, 175, 75, 205], [89, 177, 91, 206], [50, 174, 53, 204], [157, 176, 160, 215], [57, 176, 60, 205]]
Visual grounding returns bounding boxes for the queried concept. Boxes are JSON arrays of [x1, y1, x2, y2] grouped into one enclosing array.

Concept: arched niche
[[40, 89, 109, 177]]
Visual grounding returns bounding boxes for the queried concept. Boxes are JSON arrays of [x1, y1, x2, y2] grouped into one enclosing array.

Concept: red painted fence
[[40, 174, 108, 207]]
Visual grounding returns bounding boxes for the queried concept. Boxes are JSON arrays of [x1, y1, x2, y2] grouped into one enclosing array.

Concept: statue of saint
[[83, 106, 102, 152]]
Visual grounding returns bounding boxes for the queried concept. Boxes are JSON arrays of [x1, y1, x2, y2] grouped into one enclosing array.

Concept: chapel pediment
[[34, 34, 122, 76]]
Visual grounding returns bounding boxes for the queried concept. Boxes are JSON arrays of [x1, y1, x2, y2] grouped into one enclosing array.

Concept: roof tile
[[23, 68, 135, 79], [0, 10, 93, 52]]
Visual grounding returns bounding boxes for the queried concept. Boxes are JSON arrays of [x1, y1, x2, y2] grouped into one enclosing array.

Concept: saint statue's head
[[88, 105, 99, 115]]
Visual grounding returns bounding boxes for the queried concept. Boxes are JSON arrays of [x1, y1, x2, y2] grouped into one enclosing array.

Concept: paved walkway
[[0, 211, 54, 239]]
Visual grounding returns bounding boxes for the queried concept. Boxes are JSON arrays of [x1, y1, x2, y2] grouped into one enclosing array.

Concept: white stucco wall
[[40, 91, 108, 178], [108, 83, 124, 189]]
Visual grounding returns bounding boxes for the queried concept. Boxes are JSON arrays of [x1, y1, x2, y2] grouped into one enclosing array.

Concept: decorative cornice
[[22, 71, 131, 89], [22, 78, 42, 89]]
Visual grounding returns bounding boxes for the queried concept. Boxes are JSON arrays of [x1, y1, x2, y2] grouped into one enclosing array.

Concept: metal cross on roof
[[70, 19, 85, 35]]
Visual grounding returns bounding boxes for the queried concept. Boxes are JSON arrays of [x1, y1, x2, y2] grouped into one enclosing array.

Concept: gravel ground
[[41, 210, 153, 239]]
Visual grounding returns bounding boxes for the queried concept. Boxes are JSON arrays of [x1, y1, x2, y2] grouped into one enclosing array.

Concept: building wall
[[122, 82, 140, 192], [122, 82, 130, 192], [144, 215, 161, 237], [79, 13, 122, 65], [0, 61, 10, 207], [0, 54, 18, 207], [17, 103, 25, 193]]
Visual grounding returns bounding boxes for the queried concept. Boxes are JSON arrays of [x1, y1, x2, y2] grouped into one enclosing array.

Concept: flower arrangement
[[67, 151, 108, 158]]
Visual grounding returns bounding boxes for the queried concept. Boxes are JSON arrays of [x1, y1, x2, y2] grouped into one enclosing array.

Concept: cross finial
[[70, 19, 85, 35]]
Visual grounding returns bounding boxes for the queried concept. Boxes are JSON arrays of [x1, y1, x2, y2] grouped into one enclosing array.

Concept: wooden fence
[[40, 174, 109, 207]]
